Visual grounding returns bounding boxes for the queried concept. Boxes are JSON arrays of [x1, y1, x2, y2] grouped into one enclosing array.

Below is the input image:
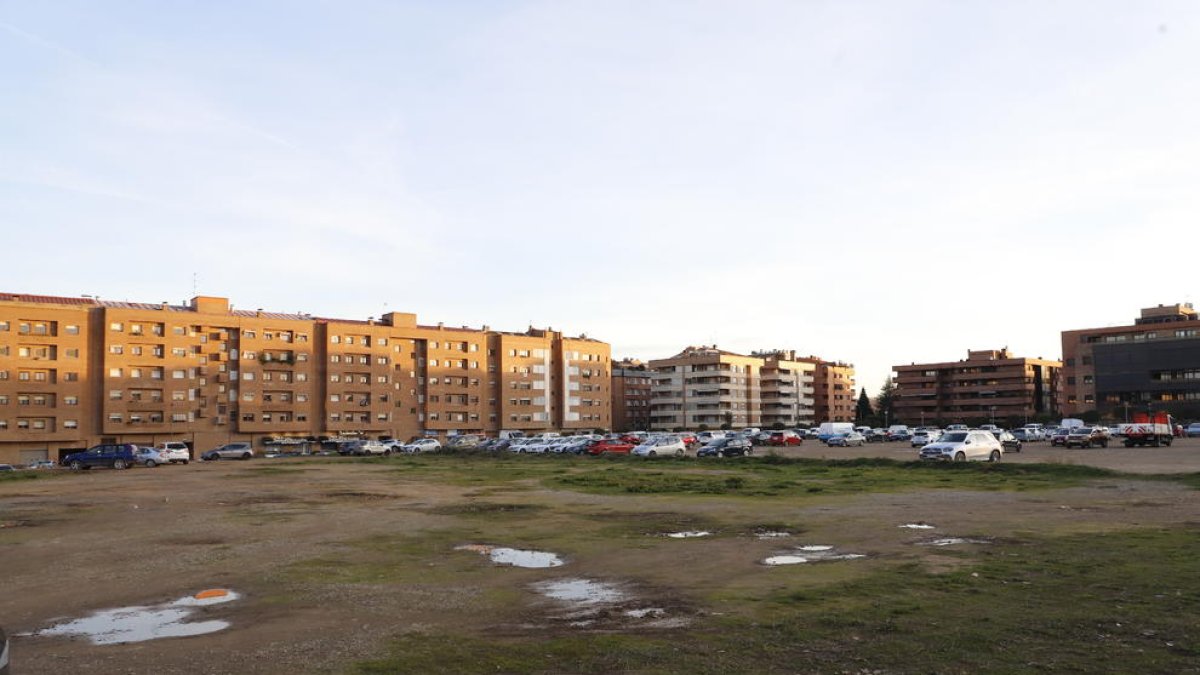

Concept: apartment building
[[893, 348, 1060, 426], [645, 346, 852, 430], [611, 359, 652, 432], [1061, 303, 1200, 418], [0, 292, 610, 464]]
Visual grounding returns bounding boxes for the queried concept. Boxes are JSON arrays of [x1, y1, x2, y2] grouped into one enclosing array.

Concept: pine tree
[[875, 378, 897, 425], [855, 387, 873, 422]]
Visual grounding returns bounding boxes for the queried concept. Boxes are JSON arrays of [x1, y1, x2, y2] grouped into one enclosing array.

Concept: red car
[[767, 431, 803, 446], [587, 439, 634, 455]]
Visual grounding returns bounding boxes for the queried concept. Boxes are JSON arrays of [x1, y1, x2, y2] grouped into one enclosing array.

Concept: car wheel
[[209, 454, 219, 461], [989, 449, 1001, 462], [182, 459, 189, 465], [954, 452, 966, 462], [675, 449, 684, 457], [113, 459, 128, 470], [241, 453, 251, 460], [70, 460, 82, 470], [746, 447, 753, 455], [146, 460, 157, 468], [648, 450, 657, 457]]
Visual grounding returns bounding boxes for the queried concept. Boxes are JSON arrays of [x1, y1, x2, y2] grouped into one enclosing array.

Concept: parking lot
[[2, 445, 1199, 673]]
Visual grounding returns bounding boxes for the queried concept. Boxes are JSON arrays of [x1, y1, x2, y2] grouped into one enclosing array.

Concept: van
[[817, 422, 854, 441]]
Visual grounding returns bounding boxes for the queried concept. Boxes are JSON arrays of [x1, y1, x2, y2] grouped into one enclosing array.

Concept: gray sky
[[3, 1, 1199, 395]]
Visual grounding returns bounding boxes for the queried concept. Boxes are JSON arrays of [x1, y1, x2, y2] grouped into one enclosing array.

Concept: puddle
[[624, 607, 666, 618], [755, 531, 792, 539], [29, 590, 239, 645], [900, 523, 937, 530], [455, 544, 565, 568], [763, 545, 867, 566], [665, 531, 711, 538], [534, 578, 626, 604], [763, 555, 809, 565], [918, 537, 990, 547]]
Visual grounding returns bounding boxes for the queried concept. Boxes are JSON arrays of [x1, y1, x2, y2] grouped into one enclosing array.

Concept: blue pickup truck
[[62, 444, 139, 470]]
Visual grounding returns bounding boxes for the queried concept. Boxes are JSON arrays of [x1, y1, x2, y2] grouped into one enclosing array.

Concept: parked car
[[445, 435, 482, 449], [918, 431, 1003, 462], [910, 429, 940, 447], [697, 436, 753, 457], [153, 441, 192, 464], [1186, 423, 1200, 438], [401, 438, 442, 453], [64, 444, 140, 470], [201, 442, 254, 460], [695, 431, 727, 446], [0, 465, 14, 472], [134, 447, 172, 467], [25, 459, 56, 470], [1049, 428, 1071, 447], [865, 428, 889, 443], [994, 430, 1022, 453], [632, 436, 687, 457], [767, 430, 803, 446], [340, 440, 391, 456], [1064, 427, 1109, 449], [827, 431, 866, 447], [587, 439, 635, 455]]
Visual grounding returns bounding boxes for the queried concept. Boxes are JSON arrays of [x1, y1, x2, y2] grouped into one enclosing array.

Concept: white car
[[632, 436, 687, 457], [910, 429, 941, 447], [134, 447, 172, 467], [506, 438, 536, 453], [154, 442, 191, 464], [695, 431, 726, 446], [919, 431, 1003, 462], [401, 438, 442, 453], [342, 440, 391, 456]]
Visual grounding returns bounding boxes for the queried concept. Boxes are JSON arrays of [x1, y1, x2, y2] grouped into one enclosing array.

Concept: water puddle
[[763, 555, 809, 566], [900, 523, 936, 530], [455, 544, 564, 568], [917, 537, 990, 547], [762, 545, 866, 566], [755, 531, 792, 539], [624, 607, 666, 618], [665, 531, 711, 539], [28, 589, 239, 645], [534, 578, 626, 604]]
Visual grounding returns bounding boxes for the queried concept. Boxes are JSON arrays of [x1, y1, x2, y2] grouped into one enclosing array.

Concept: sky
[[3, 1, 1200, 396]]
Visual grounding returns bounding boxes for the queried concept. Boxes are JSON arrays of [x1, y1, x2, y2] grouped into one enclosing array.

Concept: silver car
[[202, 442, 255, 460]]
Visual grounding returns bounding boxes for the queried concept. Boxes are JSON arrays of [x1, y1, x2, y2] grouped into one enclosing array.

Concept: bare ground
[[2, 445, 1199, 674]]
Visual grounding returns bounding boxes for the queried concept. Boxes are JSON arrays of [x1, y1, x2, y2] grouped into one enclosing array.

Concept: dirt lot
[[2, 446, 1199, 674]]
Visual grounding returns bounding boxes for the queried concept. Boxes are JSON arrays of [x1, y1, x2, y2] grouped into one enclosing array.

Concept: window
[[64, 396, 78, 405], [110, 345, 124, 355], [65, 324, 79, 335], [331, 335, 340, 344], [64, 420, 78, 429], [174, 369, 187, 379], [242, 330, 256, 338], [65, 348, 79, 358], [109, 368, 123, 378], [110, 322, 123, 332], [0, 321, 7, 331]]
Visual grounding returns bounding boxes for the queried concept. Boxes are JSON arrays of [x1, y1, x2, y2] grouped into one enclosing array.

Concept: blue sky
[[3, 1, 1199, 395]]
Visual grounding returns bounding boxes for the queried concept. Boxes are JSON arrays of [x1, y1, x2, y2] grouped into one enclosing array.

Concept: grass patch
[[0, 470, 63, 483], [426, 502, 548, 518], [354, 527, 1200, 673], [230, 466, 309, 477], [545, 457, 1121, 497]]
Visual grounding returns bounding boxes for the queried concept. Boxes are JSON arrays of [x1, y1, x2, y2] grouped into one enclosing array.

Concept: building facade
[[0, 293, 610, 464], [611, 359, 652, 432], [1061, 303, 1200, 419], [893, 348, 1060, 426], [645, 346, 852, 430]]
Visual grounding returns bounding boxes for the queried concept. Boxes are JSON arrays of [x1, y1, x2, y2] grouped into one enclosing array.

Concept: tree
[[875, 378, 897, 426], [855, 388, 873, 422]]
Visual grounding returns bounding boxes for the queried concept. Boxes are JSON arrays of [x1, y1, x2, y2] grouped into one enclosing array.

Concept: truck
[[1119, 412, 1175, 447], [817, 422, 854, 442]]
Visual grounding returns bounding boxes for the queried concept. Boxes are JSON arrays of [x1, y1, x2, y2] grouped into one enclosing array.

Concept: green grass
[[545, 457, 1119, 497], [352, 527, 1200, 674], [0, 470, 63, 483]]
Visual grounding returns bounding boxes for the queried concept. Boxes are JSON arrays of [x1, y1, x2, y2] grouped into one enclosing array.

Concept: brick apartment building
[[645, 346, 854, 431], [1061, 303, 1200, 419], [0, 292, 611, 464], [611, 359, 651, 432], [893, 348, 1060, 426]]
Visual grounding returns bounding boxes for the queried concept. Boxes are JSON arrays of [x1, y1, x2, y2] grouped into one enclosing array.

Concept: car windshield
[[1069, 428, 1089, 435], [940, 432, 968, 443]]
